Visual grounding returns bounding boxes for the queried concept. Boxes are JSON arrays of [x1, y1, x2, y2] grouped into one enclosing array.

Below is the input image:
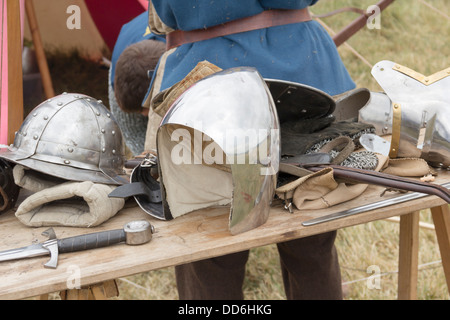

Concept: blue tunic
[[148, 0, 355, 97], [110, 11, 165, 90]]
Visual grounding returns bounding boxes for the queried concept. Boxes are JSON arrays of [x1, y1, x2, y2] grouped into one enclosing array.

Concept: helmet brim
[[0, 147, 127, 185]]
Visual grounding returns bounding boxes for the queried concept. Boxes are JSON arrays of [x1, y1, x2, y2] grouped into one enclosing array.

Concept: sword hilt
[[57, 229, 126, 254], [0, 221, 154, 269], [42, 220, 153, 268]]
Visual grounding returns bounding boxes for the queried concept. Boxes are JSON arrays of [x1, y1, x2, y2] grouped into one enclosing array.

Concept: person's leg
[[175, 250, 250, 299], [277, 231, 342, 300]]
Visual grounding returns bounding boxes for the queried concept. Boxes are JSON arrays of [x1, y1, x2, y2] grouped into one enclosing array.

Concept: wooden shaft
[[25, 0, 54, 99], [332, 0, 395, 47]]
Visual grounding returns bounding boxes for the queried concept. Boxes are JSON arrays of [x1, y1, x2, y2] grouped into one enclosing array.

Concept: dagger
[[0, 220, 154, 269]]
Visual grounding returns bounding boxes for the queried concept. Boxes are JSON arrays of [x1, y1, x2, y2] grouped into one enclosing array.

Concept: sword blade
[[0, 243, 49, 263]]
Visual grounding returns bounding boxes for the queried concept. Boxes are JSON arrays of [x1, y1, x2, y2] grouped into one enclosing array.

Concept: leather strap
[[108, 156, 166, 219], [108, 177, 165, 219], [0, 187, 9, 212], [109, 181, 161, 203], [166, 8, 312, 50], [389, 103, 402, 158], [318, 136, 355, 165], [280, 153, 332, 176]]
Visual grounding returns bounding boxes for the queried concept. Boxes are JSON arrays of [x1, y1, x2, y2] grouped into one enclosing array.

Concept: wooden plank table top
[[0, 169, 448, 300]]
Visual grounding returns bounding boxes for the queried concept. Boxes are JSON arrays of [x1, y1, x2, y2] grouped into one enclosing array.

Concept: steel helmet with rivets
[[0, 93, 127, 185]]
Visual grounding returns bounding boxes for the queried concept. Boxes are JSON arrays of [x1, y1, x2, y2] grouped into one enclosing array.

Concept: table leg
[[398, 211, 420, 300], [59, 280, 119, 300], [90, 280, 119, 300], [430, 204, 450, 293]]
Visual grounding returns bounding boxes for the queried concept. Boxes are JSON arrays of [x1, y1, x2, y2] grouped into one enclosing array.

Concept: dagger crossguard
[[36, 220, 154, 269], [42, 239, 59, 269], [40, 228, 59, 269]]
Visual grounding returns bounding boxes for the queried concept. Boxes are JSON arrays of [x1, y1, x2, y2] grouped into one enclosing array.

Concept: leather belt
[[166, 8, 312, 50]]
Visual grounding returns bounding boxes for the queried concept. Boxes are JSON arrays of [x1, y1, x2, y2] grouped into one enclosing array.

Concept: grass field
[[42, 0, 449, 300]]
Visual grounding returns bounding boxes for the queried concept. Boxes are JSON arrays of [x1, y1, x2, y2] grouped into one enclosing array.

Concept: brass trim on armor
[[393, 64, 450, 86], [389, 103, 402, 158]]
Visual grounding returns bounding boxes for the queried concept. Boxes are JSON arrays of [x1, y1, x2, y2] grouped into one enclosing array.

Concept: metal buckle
[[141, 153, 157, 168]]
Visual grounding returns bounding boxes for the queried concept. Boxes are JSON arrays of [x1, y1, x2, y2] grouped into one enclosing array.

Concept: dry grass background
[[40, 0, 449, 300]]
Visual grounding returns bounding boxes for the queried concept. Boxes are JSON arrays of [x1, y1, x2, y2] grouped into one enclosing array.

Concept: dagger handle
[[57, 229, 126, 253]]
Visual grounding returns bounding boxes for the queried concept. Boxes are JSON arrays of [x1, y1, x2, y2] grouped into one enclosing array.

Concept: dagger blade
[[0, 243, 50, 263]]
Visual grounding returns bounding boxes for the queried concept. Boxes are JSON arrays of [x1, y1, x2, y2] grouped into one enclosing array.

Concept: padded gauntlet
[[13, 165, 125, 227]]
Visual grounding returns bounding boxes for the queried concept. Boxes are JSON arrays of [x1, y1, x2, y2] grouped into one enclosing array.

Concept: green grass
[[39, 0, 449, 300]]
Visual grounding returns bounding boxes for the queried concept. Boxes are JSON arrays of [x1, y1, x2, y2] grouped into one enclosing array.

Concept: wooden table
[[0, 170, 448, 300]]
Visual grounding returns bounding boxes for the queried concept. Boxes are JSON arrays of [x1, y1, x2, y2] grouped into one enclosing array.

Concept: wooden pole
[[25, 0, 54, 99], [6, 0, 23, 144], [332, 0, 395, 47]]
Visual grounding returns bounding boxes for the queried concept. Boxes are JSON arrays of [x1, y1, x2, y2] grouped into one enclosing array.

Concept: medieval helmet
[[155, 67, 280, 235], [0, 93, 127, 185], [359, 60, 450, 167]]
